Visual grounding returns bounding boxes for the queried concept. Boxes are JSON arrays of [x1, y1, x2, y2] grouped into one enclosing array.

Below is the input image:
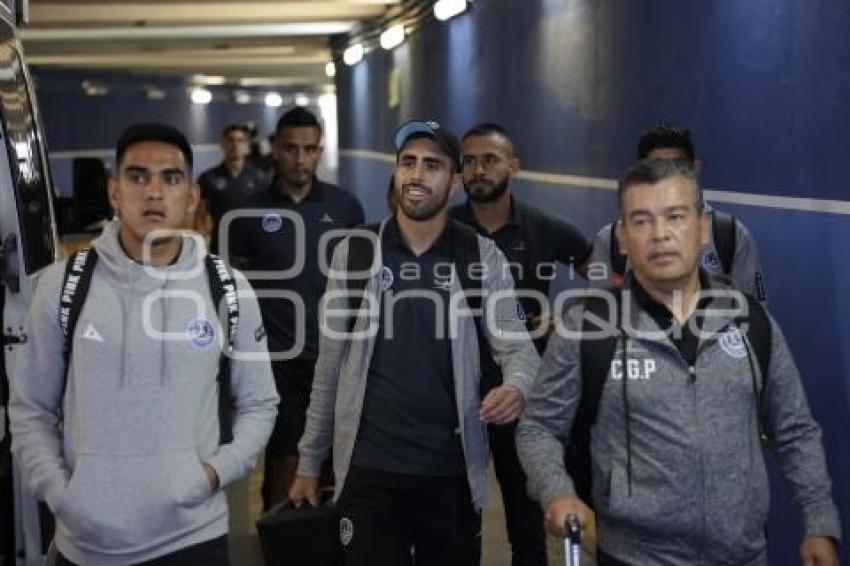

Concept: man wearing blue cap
[[290, 119, 540, 565]]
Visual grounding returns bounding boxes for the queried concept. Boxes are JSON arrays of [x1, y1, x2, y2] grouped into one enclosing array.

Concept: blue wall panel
[[32, 69, 284, 152], [337, 0, 850, 562]]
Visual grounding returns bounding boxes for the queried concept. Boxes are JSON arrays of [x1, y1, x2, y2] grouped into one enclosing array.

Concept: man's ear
[[449, 171, 462, 198], [509, 156, 521, 175], [614, 219, 628, 257], [699, 209, 710, 247], [108, 177, 120, 216]]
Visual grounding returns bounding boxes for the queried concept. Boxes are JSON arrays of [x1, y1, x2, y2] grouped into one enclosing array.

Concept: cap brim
[[393, 121, 436, 151]]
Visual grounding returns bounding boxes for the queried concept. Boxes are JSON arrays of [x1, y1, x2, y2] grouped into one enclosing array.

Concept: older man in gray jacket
[[290, 119, 540, 566], [517, 158, 840, 565]]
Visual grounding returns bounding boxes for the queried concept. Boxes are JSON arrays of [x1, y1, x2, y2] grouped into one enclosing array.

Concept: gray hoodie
[[9, 220, 278, 565], [297, 218, 540, 511], [516, 280, 840, 565]]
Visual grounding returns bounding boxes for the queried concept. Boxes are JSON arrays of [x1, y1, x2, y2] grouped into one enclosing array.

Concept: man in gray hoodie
[[517, 158, 840, 565], [9, 123, 279, 565], [289, 119, 540, 566]]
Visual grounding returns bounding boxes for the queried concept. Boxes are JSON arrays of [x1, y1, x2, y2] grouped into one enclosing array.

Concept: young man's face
[[461, 133, 519, 203], [221, 129, 250, 162], [394, 137, 460, 222], [273, 126, 322, 189], [616, 175, 709, 290], [108, 141, 199, 252]]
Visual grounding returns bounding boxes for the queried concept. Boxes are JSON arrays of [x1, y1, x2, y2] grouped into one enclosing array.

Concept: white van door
[[0, 28, 61, 566]]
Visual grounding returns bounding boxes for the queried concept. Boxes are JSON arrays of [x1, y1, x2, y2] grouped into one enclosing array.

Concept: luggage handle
[[564, 514, 581, 566], [267, 486, 336, 515]]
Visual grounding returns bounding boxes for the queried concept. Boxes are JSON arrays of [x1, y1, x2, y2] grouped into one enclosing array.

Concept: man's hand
[[800, 536, 838, 566], [202, 462, 220, 491], [480, 385, 525, 424], [288, 475, 320, 508], [528, 313, 556, 340], [544, 493, 592, 538]]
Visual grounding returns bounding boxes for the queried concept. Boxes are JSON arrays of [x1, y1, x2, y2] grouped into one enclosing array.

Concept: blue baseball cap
[[393, 119, 461, 170]]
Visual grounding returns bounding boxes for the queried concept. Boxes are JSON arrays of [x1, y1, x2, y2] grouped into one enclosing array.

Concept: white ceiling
[[20, 0, 401, 87]]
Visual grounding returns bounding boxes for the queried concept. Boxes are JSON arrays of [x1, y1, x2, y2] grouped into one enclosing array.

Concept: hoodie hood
[[92, 219, 203, 293]]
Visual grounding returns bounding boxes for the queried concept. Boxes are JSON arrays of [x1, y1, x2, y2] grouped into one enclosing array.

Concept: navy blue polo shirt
[[450, 197, 591, 310], [451, 197, 590, 388], [198, 162, 268, 223], [352, 219, 465, 476], [228, 178, 364, 360]]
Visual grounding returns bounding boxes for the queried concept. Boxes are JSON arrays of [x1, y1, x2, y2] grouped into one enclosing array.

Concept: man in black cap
[[290, 119, 539, 566]]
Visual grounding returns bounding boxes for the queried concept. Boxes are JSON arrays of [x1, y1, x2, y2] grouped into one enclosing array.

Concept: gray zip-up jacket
[[9, 220, 279, 565], [517, 279, 840, 564], [297, 218, 540, 511]]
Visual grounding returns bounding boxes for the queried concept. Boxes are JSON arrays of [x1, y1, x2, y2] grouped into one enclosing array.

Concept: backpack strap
[[608, 221, 627, 277], [711, 210, 737, 275], [568, 288, 621, 505], [204, 254, 240, 445], [451, 221, 499, 398], [345, 223, 381, 332], [59, 248, 99, 403], [451, 221, 483, 315], [736, 293, 772, 445]]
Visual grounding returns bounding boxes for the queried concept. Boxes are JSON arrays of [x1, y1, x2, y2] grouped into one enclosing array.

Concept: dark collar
[[630, 269, 712, 324], [460, 195, 520, 233], [384, 217, 453, 257], [268, 176, 326, 203]]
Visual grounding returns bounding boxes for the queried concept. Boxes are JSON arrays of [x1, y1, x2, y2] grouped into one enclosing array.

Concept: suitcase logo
[[340, 517, 354, 547]]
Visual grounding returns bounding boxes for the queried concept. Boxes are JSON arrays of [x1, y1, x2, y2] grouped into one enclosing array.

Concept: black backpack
[[566, 289, 772, 506], [345, 221, 502, 395], [610, 210, 737, 277], [58, 248, 240, 444]]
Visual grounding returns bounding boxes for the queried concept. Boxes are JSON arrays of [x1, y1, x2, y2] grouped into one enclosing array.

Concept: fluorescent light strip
[[21, 22, 356, 41]]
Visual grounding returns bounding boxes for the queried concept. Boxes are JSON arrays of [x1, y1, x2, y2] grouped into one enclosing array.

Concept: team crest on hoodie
[[186, 317, 216, 351]]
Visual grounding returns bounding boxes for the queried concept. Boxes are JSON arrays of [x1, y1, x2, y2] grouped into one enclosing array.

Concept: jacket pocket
[[604, 460, 693, 537], [53, 451, 214, 552]]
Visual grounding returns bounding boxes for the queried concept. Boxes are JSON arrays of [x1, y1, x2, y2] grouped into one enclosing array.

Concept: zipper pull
[[688, 365, 696, 383]]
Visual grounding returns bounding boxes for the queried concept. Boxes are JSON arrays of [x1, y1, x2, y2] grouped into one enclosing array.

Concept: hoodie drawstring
[[621, 329, 632, 497], [618, 296, 633, 497]]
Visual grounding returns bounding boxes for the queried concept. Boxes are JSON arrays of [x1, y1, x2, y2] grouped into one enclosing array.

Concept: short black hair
[[116, 123, 193, 171], [275, 107, 322, 138], [222, 124, 249, 137], [618, 157, 703, 217], [461, 122, 515, 155], [637, 123, 696, 164]]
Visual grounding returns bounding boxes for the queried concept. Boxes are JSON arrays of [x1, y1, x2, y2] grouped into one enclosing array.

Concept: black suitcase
[[256, 487, 343, 566]]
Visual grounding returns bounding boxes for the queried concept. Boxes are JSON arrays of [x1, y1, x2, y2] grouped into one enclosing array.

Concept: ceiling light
[[190, 87, 212, 105], [145, 87, 166, 100], [82, 80, 108, 96], [191, 74, 226, 86], [295, 94, 310, 107], [233, 90, 252, 104], [265, 92, 283, 107], [380, 24, 405, 50], [434, 0, 467, 21], [343, 43, 363, 66], [325, 62, 337, 78]]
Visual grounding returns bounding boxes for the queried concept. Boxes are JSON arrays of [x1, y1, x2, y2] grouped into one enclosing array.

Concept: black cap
[[394, 119, 461, 170]]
